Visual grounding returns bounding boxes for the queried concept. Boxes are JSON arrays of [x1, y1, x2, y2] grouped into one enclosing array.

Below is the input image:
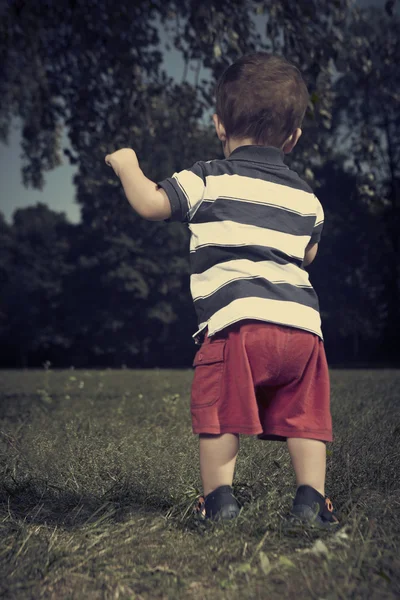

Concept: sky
[[0, 0, 384, 225]]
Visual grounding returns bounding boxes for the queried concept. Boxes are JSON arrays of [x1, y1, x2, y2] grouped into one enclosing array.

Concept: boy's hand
[[105, 148, 139, 178]]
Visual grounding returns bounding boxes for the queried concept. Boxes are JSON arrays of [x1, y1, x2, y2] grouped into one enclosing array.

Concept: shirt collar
[[227, 145, 286, 166]]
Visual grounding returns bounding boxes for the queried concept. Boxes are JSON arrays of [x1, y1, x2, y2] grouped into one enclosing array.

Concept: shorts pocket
[[191, 340, 226, 408]]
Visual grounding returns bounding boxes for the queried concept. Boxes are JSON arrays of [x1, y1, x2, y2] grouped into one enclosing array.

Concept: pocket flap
[[193, 340, 226, 367]]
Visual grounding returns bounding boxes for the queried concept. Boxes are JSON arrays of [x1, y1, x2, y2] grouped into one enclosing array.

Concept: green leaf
[[278, 556, 296, 568], [234, 562, 252, 574], [259, 551, 272, 575]]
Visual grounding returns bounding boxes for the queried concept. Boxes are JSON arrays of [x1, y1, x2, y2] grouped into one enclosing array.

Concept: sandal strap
[[321, 497, 339, 522], [194, 496, 206, 517]]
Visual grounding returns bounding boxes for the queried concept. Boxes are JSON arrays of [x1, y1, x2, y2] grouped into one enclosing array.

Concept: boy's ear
[[213, 113, 227, 142], [282, 128, 302, 154]]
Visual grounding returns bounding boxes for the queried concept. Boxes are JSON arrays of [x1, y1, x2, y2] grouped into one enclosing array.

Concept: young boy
[[105, 52, 339, 529]]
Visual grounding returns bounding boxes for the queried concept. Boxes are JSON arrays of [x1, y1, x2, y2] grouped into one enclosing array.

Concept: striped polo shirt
[[158, 145, 324, 345]]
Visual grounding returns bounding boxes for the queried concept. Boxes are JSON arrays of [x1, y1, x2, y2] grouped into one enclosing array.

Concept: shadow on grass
[[0, 476, 176, 529], [0, 474, 286, 537]]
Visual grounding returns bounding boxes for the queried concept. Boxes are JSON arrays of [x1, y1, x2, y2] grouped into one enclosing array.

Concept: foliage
[[331, 7, 400, 356], [310, 161, 385, 361], [0, 0, 399, 365], [0, 204, 74, 366]]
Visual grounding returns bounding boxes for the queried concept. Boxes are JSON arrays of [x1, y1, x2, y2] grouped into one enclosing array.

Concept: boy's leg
[[286, 437, 326, 496], [199, 433, 239, 497]]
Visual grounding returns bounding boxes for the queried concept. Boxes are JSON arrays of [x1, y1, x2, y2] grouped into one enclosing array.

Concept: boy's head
[[213, 52, 309, 157]]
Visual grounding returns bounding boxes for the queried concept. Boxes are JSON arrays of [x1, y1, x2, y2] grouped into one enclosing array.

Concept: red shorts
[[190, 320, 332, 442]]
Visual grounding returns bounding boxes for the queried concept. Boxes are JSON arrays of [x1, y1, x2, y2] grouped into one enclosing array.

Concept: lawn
[[0, 368, 399, 599]]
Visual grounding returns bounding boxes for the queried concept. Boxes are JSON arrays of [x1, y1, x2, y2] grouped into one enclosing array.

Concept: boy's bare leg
[[199, 433, 239, 497], [286, 437, 326, 496]]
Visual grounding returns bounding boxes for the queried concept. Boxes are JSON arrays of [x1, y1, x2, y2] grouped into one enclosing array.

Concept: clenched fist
[[105, 148, 139, 178]]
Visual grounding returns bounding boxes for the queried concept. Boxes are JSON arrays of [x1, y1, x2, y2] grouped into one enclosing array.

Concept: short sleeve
[[157, 161, 206, 223], [310, 197, 324, 244]]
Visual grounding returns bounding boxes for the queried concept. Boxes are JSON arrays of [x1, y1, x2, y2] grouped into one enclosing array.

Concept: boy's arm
[[303, 242, 318, 267], [119, 162, 172, 221], [105, 148, 172, 221]]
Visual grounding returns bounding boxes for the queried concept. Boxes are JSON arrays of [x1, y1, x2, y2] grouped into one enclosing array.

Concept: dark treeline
[[0, 0, 399, 367]]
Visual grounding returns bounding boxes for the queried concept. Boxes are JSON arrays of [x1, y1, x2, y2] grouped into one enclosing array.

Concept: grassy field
[[0, 368, 399, 599]]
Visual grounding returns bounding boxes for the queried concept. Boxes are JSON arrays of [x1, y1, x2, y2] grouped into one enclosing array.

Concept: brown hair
[[215, 52, 309, 148]]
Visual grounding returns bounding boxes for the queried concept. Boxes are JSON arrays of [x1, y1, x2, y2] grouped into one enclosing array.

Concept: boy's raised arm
[[105, 148, 172, 221]]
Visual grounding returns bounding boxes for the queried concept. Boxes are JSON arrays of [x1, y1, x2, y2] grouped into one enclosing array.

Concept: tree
[[309, 160, 384, 362], [1, 0, 398, 365], [0, 204, 74, 366], [0, 0, 356, 199], [330, 5, 400, 360], [0, 213, 14, 360]]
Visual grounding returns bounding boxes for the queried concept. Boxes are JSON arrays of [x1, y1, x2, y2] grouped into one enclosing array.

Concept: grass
[[0, 367, 399, 599]]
